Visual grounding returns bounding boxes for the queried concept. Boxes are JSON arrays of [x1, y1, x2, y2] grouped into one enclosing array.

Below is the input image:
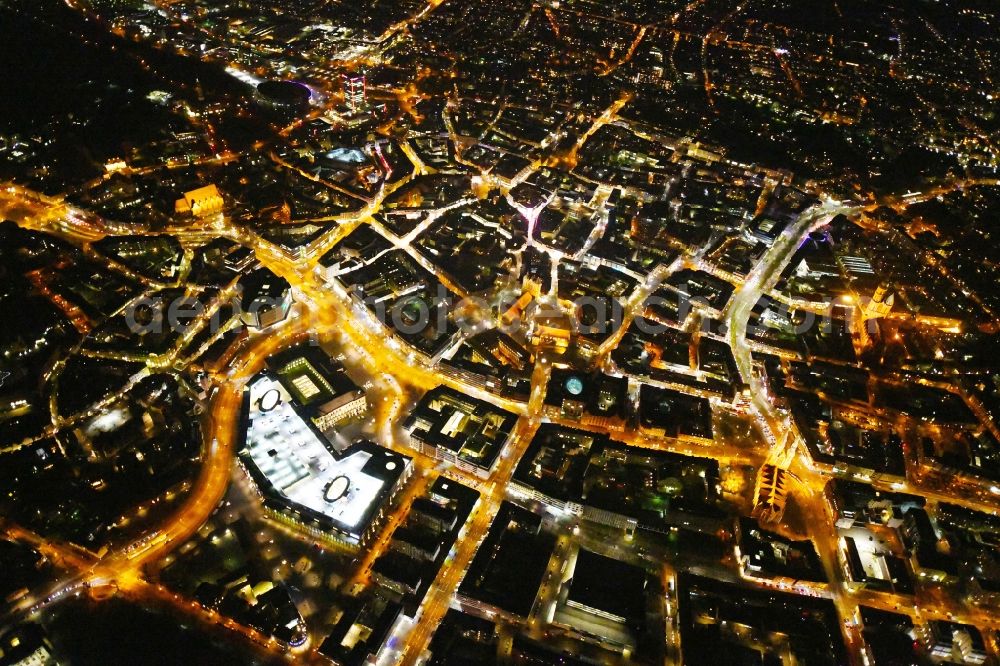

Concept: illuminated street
[[2, 1, 1000, 665]]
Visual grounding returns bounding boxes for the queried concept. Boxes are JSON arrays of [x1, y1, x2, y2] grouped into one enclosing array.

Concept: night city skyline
[[1, 0, 1000, 664]]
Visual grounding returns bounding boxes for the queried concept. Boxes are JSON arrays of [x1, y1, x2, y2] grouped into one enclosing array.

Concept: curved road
[[724, 198, 858, 458]]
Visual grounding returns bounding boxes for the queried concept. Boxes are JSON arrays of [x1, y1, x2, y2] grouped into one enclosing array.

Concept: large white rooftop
[[245, 375, 387, 531]]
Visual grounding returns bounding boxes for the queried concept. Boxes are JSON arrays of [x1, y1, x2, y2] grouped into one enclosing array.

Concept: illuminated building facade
[[268, 345, 367, 434], [174, 184, 224, 217], [342, 73, 366, 112], [240, 373, 411, 549], [404, 386, 516, 479]]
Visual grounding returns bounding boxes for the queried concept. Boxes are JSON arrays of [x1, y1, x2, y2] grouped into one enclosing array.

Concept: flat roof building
[[239, 269, 292, 330], [240, 372, 410, 549], [458, 502, 554, 619], [404, 386, 516, 478], [566, 548, 647, 630], [267, 345, 367, 435]]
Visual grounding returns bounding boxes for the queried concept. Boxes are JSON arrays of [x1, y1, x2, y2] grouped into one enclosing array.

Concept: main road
[[724, 198, 859, 456], [6, 317, 311, 620]]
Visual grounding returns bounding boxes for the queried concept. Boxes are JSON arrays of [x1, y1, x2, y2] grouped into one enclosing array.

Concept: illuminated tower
[[852, 284, 894, 350], [342, 73, 366, 112], [863, 284, 894, 321]]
